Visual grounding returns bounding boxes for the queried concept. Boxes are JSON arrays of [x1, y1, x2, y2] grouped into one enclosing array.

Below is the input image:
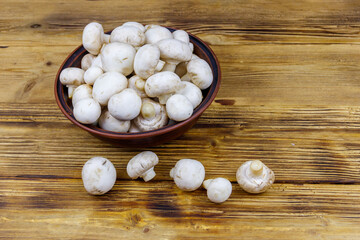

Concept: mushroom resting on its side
[[236, 160, 275, 194], [82, 157, 117, 195], [203, 178, 232, 203], [170, 159, 205, 191], [127, 151, 159, 182]]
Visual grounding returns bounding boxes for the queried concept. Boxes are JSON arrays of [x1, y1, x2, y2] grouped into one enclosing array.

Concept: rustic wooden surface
[[1, 0, 360, 239]]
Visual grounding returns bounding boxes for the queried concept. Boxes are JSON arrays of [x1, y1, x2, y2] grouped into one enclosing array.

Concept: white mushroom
[[91, 55, 103, 69], [101, 42, 136, 76], [84, 66, 103, 85], [144, 71, 182, 98], [182, 58, 213, 89], [110, 25, 145, 47], [81, 53, 96, 71], [236, 160, 275, 194], [145, 25, 173, 44], [134, 44, 165, 79], [92, 71, 128, 106], [176, 81, 203, 109], [127, 151, 159, 182], [59, 67, 85, 86], [156, 38, 192, 64], [166, 94, 193, 122], [122, 21, 145, 32], [133, 98, 168, 131], [172, 30, 189, 43], [128, 122, 141, 133], [82, 157, 117, 195], [99, 110, 130, 132], [170, 159, 205, 191], [203, 178, 232, 204], [82, 22, 106, 55], [160, 62, 176, 72], [73, 98, 101, 124], [72, 84, 92, 106], [128, 75, 147, 98], [67, 85, 77, 99], [157, 93, 174, 105], [108, 88, 142, 121]]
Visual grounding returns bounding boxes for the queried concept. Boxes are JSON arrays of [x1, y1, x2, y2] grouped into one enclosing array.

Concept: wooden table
[[1, 0, 360, 239]]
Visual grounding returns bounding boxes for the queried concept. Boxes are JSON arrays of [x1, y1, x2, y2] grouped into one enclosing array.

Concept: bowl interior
[[55, 27, 221, 139]]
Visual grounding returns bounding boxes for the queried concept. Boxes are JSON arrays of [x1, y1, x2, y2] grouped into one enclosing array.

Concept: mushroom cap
[[110, 25, 145, 47], [82, 157, 117, 195], [101, 42, 136, 76], [92, 71, 128, 106], [99, 110, 131, 132], [144, 71, 182, 97], [128, 75, 147, 98], [170, 159, 205, 191], [236, 160, 275, 194], [73, 98, 101, 124], [81, 53, 96, 71], [145, 26, 173, 44], [72, 84, 92, 106], [203, 178, 232, 203], [172, 30, 189, 43], [91, 54, 103, 69], [82, 22, 105, 55], [134, 44, 162, 79], [84, 66, 103, 85], [133, 98, 168, 131], [156, 38, 192, 64], [187, 58, 213, 90], [176, 81, 203, 109], [60, 67, 85, 86], [108, 88, 142, 121], [122, 21, 145, 32], [166, 94, 193, 122], [127, 151, 159, 180]]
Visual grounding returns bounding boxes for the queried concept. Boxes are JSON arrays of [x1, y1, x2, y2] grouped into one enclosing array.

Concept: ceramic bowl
[[55, 27, 221, 147]]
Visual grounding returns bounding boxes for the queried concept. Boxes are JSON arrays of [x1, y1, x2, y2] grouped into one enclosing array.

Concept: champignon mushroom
[[84, 66, 103, 85], [145, 25, 173, 44], [156, 38, 192, 64], [134, 44, 165, 79], [99, 110, 130, 132], [101, 42, 136, 76], [92, 71, 128, 106], [110, 25, 145, 47], [236, 160, 275, 194], [72, 84, 92, 106], [122, 21, 145, 32], [133, 98, 168, 131], [181, 58, 213, 89], [128, 75, 147, 98], [128, 122, 141, 133], [176, 81, 203, 109], [127, 151, 159, 182], [67, 85, 77, 99], [203, 178, 232, 203], [172, 30, 189, 43], [59, 67, 85, 86], [82, 157, 117, 195], [170, 159, 205, 191], [160, 62, 177, 72], [166, 94, 193, 122], [81, 53, 96, 71], [82, 22, 106, 55], [108, 88, 142, 121], [73, 98, 101, 124], [144, 71, 182, 98], [91, 55, 103, 69]]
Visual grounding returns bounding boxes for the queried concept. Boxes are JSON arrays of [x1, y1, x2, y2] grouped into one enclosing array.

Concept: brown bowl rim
[[54, 26, 221, 140]]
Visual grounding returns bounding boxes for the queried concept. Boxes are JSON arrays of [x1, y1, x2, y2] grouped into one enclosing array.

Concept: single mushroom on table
[[133, 98, 168, 131], [236, 160, 275, 194], [203, 178, 232, 203], [170, 159, 205, 191], [82, 156, 117, 195], [127, 151, 159, 182]]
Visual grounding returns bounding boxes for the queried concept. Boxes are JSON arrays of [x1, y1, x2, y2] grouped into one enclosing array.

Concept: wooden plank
[[0, 103, 360, 183], [1, 179, 360, 239]]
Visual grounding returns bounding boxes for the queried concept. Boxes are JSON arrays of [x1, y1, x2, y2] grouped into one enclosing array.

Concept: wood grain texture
[[1, 0, 360, 239]]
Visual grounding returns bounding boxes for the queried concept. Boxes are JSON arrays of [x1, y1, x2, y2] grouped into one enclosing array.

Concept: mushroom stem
[[250, 160, 264, 175], [141, 102, 156, 119], [181, 72, 191, 82], [135, 78, 146, 91], [142, 167, 156, 182], [155, 60, 165, 72], [103, 34, 110, 44], [203, 179, 213, 190]]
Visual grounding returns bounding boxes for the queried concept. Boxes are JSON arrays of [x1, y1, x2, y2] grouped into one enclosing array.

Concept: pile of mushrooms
[[60, 21, 213, 133]]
